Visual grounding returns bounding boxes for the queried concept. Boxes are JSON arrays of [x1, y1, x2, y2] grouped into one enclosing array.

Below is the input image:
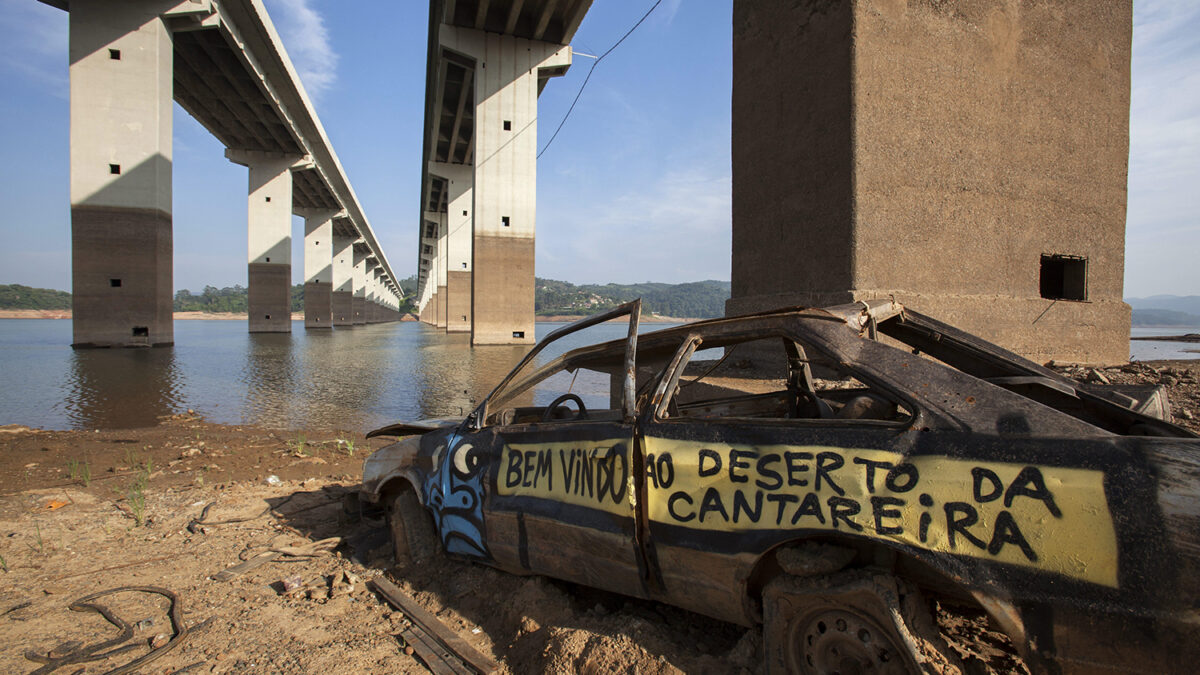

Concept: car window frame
[[648, 326, 920, 429], [469, 300, 642, 431]]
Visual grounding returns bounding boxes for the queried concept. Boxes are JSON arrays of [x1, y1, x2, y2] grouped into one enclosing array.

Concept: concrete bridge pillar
[[364, 260, 379, 323], [727, 0, 1132, 364], [68, 0, 175, 347], [438, 26, 571, 345], [351, 243, 368, 325], [332, 232, 354, 326], [430, 162, 473, 333], [299, 208, 337, 329], [227, 150, 304, 333]]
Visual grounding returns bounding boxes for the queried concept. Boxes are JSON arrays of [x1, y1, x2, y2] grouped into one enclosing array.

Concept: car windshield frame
[[469, 300, 641, 430]]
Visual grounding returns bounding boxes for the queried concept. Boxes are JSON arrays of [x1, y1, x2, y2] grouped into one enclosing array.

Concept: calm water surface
[[0, 319, 666, 431], [0, 320, 1194, 431]]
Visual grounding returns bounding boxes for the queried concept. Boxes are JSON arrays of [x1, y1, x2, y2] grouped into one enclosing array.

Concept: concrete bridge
[[414, 0, 592, 345], [43, 0, 404, 347]]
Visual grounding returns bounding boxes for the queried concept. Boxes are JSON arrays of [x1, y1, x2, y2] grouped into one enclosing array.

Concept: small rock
[[265, 475, 282, 486], [149, 633, 170, 649], [1163, 376, 1179, 387], [1180, 409, 1194, 420], [404, 645, 415, 656], [1086, 369, 1111, 385], [187, 409, 195, 415], [180, 448, 201, 458], [281, 575, 304, 592]]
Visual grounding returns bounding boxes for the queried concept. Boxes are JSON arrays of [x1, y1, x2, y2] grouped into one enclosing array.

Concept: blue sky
[[0, 0, 1195, 298]]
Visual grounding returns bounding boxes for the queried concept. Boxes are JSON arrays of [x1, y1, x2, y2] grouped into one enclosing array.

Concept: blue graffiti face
[[424, 434, 489, 558]]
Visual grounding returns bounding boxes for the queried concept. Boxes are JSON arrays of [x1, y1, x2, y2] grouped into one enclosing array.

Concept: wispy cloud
[[263, 0, 338, 100], [1126, 0, 1200, 295], [539, 163, 732, 284], [0, 1, 67, 97]]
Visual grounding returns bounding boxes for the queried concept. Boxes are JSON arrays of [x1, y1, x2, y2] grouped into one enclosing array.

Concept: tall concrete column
[[69, 0, 174, 347], [300, 208, 337, 329], [430, 162, 473, 333], [435, 215, 448, 330], [351, 243, 368, 325], [363, 259, 378, 323], [728, 0, 1131, 365], [228, 150, 304, 333], [332, 232, 354, 326], [440, 26, 570, 345]]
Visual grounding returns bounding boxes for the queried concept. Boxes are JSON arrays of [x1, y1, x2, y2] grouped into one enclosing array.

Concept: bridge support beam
[[439, 26, 570, 345], [300, 209, 336, 329], [430, 163, 473, 333], [727, 0, 1132, 365], [229, 150, 303, 333], [332, 233, 354, 326], [69, 0, 174, 348], [351, 244, 368, 325]]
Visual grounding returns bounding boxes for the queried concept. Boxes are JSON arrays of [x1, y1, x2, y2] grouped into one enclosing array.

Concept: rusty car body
[[361, 300, 1200, 674]]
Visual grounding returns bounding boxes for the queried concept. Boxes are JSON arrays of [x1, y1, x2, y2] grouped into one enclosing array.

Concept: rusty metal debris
[[370, 577, 497, 675]]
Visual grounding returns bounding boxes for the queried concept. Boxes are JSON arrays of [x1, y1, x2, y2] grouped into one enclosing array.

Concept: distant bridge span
[[415, 0, 592, 344], [41, 0, 403, 346]]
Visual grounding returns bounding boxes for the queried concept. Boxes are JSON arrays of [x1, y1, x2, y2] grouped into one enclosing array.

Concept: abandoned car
[[361, 300, 1200, 674]]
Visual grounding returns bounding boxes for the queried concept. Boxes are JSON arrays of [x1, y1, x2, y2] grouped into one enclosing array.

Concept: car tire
[[387, 487, 439, 569], [763, 570, 962, 675]]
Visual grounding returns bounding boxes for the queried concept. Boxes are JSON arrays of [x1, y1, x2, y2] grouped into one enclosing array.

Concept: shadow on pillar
[[248, 263, 291, 333], [332, 291, 353, 326], [352, 296, 366, 325], [304, 281, 332, 329], [71, 158, 174, 348]]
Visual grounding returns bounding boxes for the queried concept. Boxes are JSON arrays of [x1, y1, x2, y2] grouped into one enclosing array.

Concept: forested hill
[[535, 278, 731, 318], [0, 284, 71, 310]]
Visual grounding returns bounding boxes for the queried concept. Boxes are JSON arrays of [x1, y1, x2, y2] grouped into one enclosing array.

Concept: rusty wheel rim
[[792, 608, 911, 675]]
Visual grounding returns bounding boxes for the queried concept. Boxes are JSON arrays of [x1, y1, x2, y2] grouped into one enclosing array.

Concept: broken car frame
[[362, 300, 1200, 674]]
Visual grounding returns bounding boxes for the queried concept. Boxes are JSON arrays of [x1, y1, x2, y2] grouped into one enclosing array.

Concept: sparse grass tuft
[[67, 458, 91, 486], [127, 467, 150, 527], [338, 438, 356, 456], [0, 552, 7, 572], [32, 522, 46, 555], [291, 433, 315, 457]]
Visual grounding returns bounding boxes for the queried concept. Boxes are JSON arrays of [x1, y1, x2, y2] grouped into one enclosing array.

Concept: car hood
[[365, 417, 462, 439]]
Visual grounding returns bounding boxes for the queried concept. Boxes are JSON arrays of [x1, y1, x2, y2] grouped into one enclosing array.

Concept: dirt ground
[[0, 360, 1195, 674]]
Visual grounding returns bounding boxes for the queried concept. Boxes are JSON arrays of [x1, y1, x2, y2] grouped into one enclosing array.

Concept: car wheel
[[763, 570, 961, 675], [387, 487, 439, 568]]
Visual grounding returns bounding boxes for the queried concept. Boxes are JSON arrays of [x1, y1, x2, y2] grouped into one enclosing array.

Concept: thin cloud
[[1125, 0, 1200, 295], [0, 1, 67, 96], [264, 0, 338, 100]]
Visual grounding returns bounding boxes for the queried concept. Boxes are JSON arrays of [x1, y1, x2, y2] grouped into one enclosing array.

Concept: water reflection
[[2, 320, 670, 431], [61, 347, 183, 429], [413, 326, 527, 419]]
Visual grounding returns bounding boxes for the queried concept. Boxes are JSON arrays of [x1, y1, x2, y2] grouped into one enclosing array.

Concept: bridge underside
[[56, 0, 403, 346], [415, 0, 590, 345]]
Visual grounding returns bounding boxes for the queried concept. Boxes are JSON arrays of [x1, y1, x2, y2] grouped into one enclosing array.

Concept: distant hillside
[[1126, 295, 1200, 315], [1131, 308, 1200, 327], [536, 278, 731, 318], [0, 284, 71, 310], [176, 284, 416, 314]]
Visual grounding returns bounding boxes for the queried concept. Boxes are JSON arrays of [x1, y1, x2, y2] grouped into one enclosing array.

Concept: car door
[[632, 325, 928, 622], [451, 303, 651, 600]]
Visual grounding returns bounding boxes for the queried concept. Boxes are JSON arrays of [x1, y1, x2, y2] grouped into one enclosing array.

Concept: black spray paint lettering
[[657, 448, 1062, 564], [505, 446, 629, 505], [971, 466, 1062, 518], [696, 448, 845, 494]]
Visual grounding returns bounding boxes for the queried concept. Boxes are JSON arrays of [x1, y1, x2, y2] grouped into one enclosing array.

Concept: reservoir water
[[0, 319, 661, 431], [0, 319, 1196, 431]]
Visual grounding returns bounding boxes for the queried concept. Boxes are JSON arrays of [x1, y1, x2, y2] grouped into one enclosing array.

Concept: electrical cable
[[537, 0, 665, 158]]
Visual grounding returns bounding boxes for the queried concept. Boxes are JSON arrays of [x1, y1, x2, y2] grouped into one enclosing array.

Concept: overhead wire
[[537, 0, 665, 159]]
